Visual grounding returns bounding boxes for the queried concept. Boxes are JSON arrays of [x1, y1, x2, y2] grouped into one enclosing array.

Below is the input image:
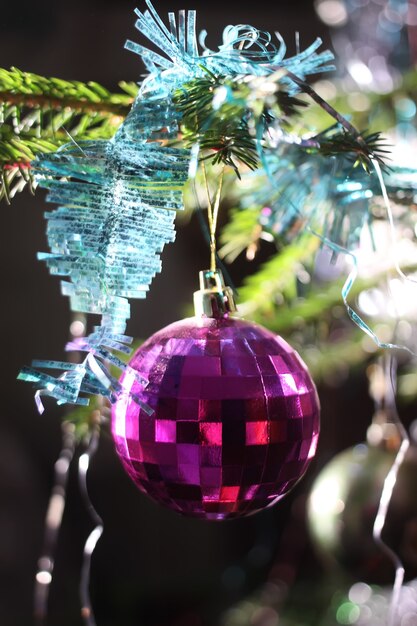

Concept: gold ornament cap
[[193, 269, 237, 318]]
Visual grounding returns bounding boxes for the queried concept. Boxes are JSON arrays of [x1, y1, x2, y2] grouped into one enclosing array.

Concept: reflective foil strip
[[372, 353, 410, 626], [34, 422, 76, 625], [78, 424, 103, 626]]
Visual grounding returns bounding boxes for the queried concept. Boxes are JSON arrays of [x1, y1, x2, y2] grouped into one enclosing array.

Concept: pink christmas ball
[[111, 316, 320, 520]]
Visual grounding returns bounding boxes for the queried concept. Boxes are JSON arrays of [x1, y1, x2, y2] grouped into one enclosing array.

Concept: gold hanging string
[[210, 166, 225, 271], [202, 160, 213, 228], [202, 162, 225, 272]]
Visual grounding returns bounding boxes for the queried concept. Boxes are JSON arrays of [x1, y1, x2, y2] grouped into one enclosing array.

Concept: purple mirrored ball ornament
[[111, 313, 320, 520]]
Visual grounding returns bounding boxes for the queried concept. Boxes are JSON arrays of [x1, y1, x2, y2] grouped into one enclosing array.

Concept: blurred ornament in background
[[308, 348, 417, 585], [313, 245, 348, 282], [314, 0, 412, 92], [111, 270, 320, 520], [333, 578, 417, 625], [307, 430, 417, 583]]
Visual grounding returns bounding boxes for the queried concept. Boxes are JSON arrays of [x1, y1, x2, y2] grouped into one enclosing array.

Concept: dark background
[[0, 3, 378, 626]]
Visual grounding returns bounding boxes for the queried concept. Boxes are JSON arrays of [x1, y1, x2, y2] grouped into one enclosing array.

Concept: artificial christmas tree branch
[[4, 4, 416, 624], [0, 91, 132, 115], [4, 1, 415, 416], [0, 67, 135, 110], [0, 63, 392, 204], [0, 68, 136, 201], [173, 68, 390, 175]]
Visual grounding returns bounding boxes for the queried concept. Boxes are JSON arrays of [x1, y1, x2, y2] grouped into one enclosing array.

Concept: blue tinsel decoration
[[18, 1, 335, 410]]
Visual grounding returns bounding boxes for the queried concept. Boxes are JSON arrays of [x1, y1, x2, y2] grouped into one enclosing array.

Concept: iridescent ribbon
[[34, 421, 76, 625], [372, 353, 410, 626], [78, 422, 103, 626], [372, 159, 417, 287], [336, 158, 417, 357]]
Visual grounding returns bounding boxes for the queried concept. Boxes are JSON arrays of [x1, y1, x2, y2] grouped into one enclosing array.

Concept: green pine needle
[[302, 330, 369, 381], [237, 235, 321, 322], [173, 69, 305, 177], [238, 238, 417, 337], [0, 66, 135, 111], [0, 67, 137, 202], [173, 69, 389, 177], [307, 127, 391, 172], [219, 206, 265, 263]]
